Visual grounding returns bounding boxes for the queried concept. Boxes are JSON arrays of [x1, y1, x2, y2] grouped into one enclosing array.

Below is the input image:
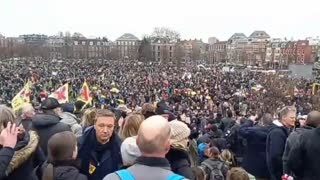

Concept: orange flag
[[78, 81, 91, 103]]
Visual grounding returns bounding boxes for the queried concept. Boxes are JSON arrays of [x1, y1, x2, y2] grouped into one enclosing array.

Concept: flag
[[49, 83, 69, 103], [11, 81, 31, 111], [312, 83, 320, 95], [78, 81, 91, 103]]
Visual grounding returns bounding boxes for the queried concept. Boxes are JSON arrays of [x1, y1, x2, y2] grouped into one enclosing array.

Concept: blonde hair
[[0, 105, 16, 131], [220, 149, 235, 167], [81, 108, 96, 127], [227, 167, 250, 180], [120, 113, 144, 140]]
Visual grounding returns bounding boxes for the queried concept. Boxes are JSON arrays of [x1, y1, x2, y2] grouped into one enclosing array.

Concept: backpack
[[115, 169, 185, 180], [201, 160, 225, 180]]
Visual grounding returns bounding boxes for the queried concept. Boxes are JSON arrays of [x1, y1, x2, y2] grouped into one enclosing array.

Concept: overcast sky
[[0, 0, 319, 42]]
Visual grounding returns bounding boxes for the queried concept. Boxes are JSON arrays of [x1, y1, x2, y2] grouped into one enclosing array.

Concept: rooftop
[[117, 33, 139, 41]]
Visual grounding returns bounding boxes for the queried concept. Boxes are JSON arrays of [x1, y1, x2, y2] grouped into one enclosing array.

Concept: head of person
[[141, 103, 156, 119], [261, 113, 273, 126], [61, 103, 75, 114], [81, 108, 96, 127], [192, 167, 206, 180], [136, 115, 171, 158], [227, 167, 250, 180], [94, 109, 116, 144], [306, 111, 320, 128], [21, 103, 35, 120], [220, 149, 236, 167], [0, 105, 16, 132], [43, 131, 78, 180], [120, 113, 144, 140], [41, 97, 62, 116], [278, 106, 297, 128], [227, 110, 233, 118], [121, 136, 141, 166], [204, 146, 220, 159], [297, 114, 308, 127], [168, 120, 191, 150]]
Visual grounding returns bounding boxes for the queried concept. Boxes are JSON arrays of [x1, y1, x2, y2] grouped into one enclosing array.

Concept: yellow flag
[[11, 82, 31, 111]]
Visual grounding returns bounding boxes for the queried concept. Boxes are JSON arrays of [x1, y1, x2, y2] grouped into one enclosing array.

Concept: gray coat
[[60, 112, 83, 138], [282, 126, 313, 174]]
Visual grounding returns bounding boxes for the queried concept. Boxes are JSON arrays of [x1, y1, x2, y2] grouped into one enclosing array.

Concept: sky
[[0, 0, 319, 42]]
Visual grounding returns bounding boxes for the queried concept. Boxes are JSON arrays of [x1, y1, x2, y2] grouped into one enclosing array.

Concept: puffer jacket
[[32, 113, 71, 156], [60, 112, 83, 138]]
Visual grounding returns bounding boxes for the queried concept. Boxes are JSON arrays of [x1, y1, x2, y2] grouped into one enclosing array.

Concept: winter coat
[[32, 160, 87, 180], [282, 125, 314, 174], [60, 112, 83, 138], [266, 121, 290, 180], [239, 120, 270, 179], [166, 148, 195, 180], [78, 127, 122, 180], [32, 113, 71, 156], [0, 147, 14, 179], [0, 131, 45, 180], [287, 128, 320, 180]]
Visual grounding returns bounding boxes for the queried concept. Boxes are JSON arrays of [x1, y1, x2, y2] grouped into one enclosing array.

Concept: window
[[158, 46, 160, 50], [132, 42, 135, 45], [153, 46, 155, 50], [74, 41, 78, 45], [158, 52, 160, 56], [90, 41, 93, 46], [82, 41, 86, 45], [97, 42, 101, 46], [170, 46, 172, 50], [128, 41, 131, 46], [170, 52, 172, 57]]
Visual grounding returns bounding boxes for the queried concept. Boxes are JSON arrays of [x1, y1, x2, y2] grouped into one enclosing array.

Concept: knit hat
[[169, 120, 191, 149], [121, 136, 141, 166]]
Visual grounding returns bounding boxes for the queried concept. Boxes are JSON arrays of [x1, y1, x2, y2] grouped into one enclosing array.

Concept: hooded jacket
[[0, 131, 45, 180], [166, 148, 195, 180], [60, 112, 83, 138], [32, 113, 71, 156]]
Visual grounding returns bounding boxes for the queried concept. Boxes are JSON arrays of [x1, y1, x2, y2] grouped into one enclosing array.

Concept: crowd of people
[[1, 58, 320, 180]]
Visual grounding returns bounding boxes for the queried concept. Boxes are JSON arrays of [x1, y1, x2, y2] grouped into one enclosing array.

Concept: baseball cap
[[41, 97, 60, 110]]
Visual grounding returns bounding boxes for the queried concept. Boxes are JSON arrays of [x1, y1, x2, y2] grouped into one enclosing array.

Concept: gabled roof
[[228, 33, 247, 41], [117, 33, 139, 41], [249, 31, 270, 39]]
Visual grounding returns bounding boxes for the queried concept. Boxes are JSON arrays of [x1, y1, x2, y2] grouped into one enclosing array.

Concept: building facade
[[116, 33, 140, 60], [72, 37, 111, 59], [151, 38, 175, 62], [47, 36, 65, 59]]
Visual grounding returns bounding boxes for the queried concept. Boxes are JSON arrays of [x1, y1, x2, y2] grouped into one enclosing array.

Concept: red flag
[[49, 84, 69, 103]]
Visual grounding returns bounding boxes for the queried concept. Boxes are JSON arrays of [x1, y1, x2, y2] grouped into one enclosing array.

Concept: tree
[[138, 37, 153, 62], [191, 44, 201, 61], [72, 32, 85, 39], [151, 27, 180, 42], [174, 43, 185, 66]]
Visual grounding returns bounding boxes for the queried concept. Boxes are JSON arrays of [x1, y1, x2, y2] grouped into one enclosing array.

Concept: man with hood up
[[60, 103, 82, 138]]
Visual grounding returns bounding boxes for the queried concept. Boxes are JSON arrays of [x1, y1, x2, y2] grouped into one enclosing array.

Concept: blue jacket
[[78, 127, 122, 180], [266, 122, 290, 180], [239, 120, 270, 178]]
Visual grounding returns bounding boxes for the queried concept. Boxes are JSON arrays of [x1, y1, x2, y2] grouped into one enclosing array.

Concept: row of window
[[74, 41, 109, 46], [152, 46, 173, 51], [117, 41, 136, 46]]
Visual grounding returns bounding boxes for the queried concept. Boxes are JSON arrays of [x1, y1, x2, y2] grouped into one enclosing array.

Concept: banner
[[11, 81, 30, 111], [78, 81, 91, 103], [49, 83, 69, 103]]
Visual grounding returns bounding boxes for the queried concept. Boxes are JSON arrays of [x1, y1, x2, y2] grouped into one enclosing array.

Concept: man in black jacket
[[32, 97, 71, 156], [239, 113, 273, 179], [266, 106, 296, 180], [287, 111, 320, 180]]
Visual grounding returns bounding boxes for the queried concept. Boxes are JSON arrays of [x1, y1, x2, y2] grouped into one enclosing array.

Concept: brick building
[[151, 38, 175, 62], [72, 37, 111, 59], [116, 33, 140, 60]]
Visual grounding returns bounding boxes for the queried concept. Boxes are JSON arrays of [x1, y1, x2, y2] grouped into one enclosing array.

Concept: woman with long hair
[[119, 113, 144, 140]]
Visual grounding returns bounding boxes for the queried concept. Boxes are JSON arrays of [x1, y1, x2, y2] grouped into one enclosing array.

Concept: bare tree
[[191, 45, 201, 61], [151, 27, 180, 42]]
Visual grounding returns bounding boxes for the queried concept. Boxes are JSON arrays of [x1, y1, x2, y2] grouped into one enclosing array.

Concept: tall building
[[72, 37, 111, 59], [227, 33, 248, 64], [116, 33, 140, 60], [151, 38, 175, 62], [245, 31, 270, 65]]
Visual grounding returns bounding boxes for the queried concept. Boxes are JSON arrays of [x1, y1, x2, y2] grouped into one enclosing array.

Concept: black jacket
[[0, 131, 45, 180], [288, 128, 320, 180], [266, 122, 290, 180], [165, 148, 195, 180], [78, 127, 122, 180], [0, 147, 14, 180], [32, 160, 87, 180], [239, 120, 270, 178], [32, 113, 71, 156]]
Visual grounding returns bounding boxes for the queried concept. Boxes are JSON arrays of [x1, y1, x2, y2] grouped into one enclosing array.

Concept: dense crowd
[[1, 58, 320, 180]]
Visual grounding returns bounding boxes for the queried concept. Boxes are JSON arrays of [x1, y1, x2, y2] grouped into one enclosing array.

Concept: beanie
[[121, 136, 141, 166], [168, 120, 191, 149]]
